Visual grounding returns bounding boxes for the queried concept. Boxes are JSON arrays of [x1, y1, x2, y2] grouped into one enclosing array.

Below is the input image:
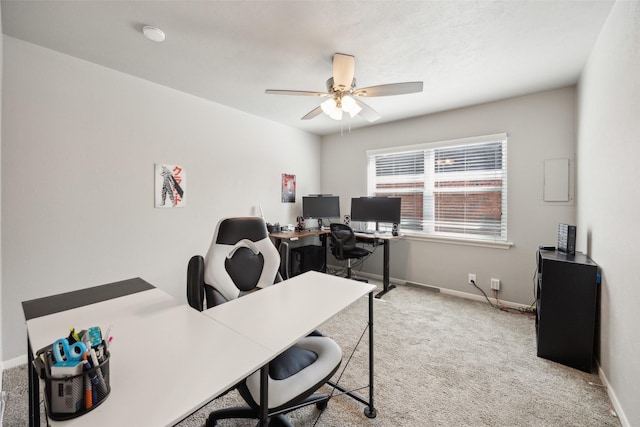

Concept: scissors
[[52, 338, 87, 363]]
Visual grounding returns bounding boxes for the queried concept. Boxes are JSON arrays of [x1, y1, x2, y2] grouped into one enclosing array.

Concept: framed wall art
[[281, 173, 296, 203], [155, 164, 186, 208]]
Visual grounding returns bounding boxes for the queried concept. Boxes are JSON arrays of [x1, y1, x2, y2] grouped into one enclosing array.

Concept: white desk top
[[27, 288, 273, 426], [203, 271, 375, 354]]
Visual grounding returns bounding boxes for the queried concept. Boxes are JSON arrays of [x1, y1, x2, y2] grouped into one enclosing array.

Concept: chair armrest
[[187, 255, 205, 311], [188, 255, 232, 309]]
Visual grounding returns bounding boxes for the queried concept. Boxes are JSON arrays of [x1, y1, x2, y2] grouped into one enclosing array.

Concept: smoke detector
[[142, 26, 165, 42]]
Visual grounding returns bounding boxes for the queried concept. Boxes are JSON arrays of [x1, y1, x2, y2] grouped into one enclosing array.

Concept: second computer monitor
[[302, 195, 340, 219], [350, 196, 401, 224]]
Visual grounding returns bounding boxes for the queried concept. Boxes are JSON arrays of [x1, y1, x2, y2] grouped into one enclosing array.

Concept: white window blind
[[367, 133, 508, 242]]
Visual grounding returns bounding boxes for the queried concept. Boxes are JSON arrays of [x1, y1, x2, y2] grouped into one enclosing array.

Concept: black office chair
[[187, 217, 342, 427], [329, 223, 371, 282]]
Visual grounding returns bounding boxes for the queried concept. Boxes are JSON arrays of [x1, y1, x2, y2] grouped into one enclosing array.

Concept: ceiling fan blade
[[265, 89, 331, 97], [332, 53, 355, 91], [353, 81, 423, 97], [354, 99, 381, 122], [302, 105, 323, 120]]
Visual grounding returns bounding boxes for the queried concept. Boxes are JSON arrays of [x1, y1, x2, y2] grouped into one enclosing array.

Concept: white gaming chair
[[187, 217, 342, 427]]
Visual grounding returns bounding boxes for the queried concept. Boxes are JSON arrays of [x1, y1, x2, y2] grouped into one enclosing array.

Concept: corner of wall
[[1, 8, 5, 372]]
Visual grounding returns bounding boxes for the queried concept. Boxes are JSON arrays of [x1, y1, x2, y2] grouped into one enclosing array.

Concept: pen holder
[[34, 342, 111, 420]]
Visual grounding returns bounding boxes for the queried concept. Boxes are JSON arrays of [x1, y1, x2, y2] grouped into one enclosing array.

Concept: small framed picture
[[281, 174, 296, 203], [155, 164, 186, 208]]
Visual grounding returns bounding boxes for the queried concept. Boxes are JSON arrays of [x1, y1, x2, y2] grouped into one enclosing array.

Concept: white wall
[[322, 87, 577, 305], [577, 1, 640, 425], [1, 37, 321, 361]]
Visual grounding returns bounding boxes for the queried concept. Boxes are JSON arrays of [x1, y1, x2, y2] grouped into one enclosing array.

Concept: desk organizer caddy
[[34, 343, 111, 420]]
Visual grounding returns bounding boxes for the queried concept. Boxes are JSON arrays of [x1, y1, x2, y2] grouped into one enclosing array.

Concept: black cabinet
[[536, 250, 599, 372]]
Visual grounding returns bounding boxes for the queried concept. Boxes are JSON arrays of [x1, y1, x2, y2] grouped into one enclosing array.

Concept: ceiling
[[1, 1, 615, 136]]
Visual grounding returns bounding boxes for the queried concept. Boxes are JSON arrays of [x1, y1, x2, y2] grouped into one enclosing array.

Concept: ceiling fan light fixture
[[341, 96, 362, 118], [321, 98, 343, 120], [329, 108, 343, 120]]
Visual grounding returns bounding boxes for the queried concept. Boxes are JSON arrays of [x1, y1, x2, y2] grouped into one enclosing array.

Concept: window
[[367, 133, 508, 242]]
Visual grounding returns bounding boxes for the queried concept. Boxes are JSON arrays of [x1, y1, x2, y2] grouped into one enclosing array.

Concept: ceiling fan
[[265, 53, 423, 122]]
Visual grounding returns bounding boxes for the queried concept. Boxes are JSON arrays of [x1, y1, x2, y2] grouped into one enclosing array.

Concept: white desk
[[204, 271, 373, 353], [24, 273, 377, 426], [203, 271, 378, 421], [23, 279, 274, 427]]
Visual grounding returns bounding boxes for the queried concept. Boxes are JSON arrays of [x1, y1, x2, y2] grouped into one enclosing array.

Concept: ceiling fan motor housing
[[326, 77, 357, 94]]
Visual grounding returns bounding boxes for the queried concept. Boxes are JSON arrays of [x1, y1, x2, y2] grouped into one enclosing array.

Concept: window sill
[[403, 233, 513, 250]]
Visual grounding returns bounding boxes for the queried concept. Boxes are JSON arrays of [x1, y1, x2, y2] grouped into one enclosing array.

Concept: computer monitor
[[302, 196, 340, 219], [350, 197, 402, 224]]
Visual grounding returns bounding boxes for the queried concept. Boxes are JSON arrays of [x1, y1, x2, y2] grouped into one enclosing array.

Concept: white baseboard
[[2, 354, 28, 371], [357, 271, 531, 310], [439, 286, 533, 310], [599, 365, 629, 427]]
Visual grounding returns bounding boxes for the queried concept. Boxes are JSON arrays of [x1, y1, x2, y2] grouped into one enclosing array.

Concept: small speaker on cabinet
[[344, 215, 351, 225], [392, 223, 399, 236]]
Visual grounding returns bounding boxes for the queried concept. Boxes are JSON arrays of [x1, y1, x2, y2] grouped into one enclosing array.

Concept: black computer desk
[[271, 229, 402, 298], [354, 232, 404, 298], [270, 229, 329, 275]]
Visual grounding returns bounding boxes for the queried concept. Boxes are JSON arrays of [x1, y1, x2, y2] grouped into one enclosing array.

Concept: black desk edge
[[22, 277, 155, 320]]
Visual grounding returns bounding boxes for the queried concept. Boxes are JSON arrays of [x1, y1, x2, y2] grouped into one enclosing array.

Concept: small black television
[[350, 197, 401, 224], [302, 196, 340, 219]]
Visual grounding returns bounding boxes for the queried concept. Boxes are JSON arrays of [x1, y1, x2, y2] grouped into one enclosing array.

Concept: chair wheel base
[[268, 414, 294, 427], [315, 399, 328, 411]]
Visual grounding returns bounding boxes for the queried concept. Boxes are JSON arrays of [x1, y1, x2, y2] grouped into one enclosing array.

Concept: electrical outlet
[[491, 278, 500, 291], [468, 273, 476, 284]]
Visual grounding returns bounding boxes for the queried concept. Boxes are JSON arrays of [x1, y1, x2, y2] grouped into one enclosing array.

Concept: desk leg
[[259, 365, 269, 426], [327, 291, 378, 417], [375, 240, 396, 299], [364, 291, 377, 418], [320, 234, 327, 273], [27, 338, 40, 427]]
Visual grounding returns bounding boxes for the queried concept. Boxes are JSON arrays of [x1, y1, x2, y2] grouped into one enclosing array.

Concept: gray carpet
[[2, 282, 620, 426]]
